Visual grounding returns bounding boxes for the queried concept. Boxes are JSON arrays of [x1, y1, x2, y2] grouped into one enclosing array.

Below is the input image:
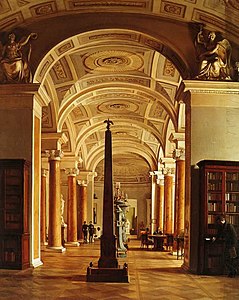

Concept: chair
[[141, 233, 154, 249], [165, 234, 174, 251]]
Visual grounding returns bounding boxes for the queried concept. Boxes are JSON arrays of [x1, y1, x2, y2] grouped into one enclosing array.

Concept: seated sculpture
[[194, 25, 232, 80], [0, 32, 37, 83]]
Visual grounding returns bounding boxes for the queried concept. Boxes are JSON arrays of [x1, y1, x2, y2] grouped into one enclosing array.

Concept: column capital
[[163, 167, 175, 176], [169, 132, 185, 149], [173, 148, 185, 161], [77, 170, 97, 183], [46, 150, 64, 161], [77, 179, 87, 187], [150, 170, 165, 185], [41, 168, 49, 177], [159, 157, 176, 174], [65, 168, 79, 176]]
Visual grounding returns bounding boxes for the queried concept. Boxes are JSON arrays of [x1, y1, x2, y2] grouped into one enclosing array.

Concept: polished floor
[[0, 237, 239, 300]]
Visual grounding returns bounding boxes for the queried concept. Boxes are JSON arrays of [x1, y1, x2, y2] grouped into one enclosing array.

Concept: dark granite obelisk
[[86, 119, 129, 282], [98, 119, 118, 268]]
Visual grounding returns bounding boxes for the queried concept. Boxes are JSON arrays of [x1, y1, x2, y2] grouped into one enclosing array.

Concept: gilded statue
[[0, 32, 37, 83], [194, 25, 232, 80]]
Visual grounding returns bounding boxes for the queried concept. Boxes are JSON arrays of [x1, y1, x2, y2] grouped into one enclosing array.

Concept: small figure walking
[[82, 221, 88, 243], [88, 221, 95, 243]]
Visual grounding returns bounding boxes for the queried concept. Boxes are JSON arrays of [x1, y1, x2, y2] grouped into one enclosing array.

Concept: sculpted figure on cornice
[[194, 24, 233, 81], [0, 32, 37, 84]]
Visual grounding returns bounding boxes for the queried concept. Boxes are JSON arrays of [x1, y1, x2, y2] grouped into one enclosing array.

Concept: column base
[[46, 245, 66, 252], [64, 241, 80, 247], [32, 258, 43, 268]]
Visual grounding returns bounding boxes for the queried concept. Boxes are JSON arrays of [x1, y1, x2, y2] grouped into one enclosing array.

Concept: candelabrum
[[114, 182, 130, 256]]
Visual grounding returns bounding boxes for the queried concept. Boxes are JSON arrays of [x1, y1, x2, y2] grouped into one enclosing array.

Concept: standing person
[[82, 221, 88, 243], [88, 221, 95, 243], [213, 215, 238, 277]]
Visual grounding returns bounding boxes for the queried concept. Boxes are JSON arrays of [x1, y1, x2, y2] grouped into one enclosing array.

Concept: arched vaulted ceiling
[[38, 28, 181, 182], [1, 0, 239, 183]]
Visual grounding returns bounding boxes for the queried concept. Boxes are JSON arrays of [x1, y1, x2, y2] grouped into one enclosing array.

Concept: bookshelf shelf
[[0, 159, 30, 270], [198, 160, 239, 275]]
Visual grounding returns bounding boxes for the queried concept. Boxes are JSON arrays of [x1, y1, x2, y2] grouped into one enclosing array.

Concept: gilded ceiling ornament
[[84, 50, 143, 72], [98, 99, 139, 114], [0, 32, 37, 84]]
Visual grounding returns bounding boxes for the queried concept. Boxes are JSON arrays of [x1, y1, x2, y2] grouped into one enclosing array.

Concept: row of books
[[208, 172, 222, 180], [208, 214, 239, 225], [208, 215, 217, 224], [226, 182, 239, 192], [225, 193, 239, 201], [226, 172, 239, 180], [208, 183, 222, 191], [208, 203, 222, 211], [208, 172, 239, 181], [208, 193, 221, 201], [225, 203, 239, 213], [225, 215, 239, 225]]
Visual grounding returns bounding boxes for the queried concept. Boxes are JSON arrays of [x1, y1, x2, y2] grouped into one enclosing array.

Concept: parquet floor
[[0, 237, 239, 299]]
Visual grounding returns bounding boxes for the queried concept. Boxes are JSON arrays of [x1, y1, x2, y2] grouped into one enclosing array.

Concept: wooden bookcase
[[198, 160, 239, 275], [0, 159, 30, 269]]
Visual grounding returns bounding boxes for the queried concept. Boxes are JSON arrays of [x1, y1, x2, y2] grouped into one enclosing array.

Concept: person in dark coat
[[82, 221, 88, 243], [214, 215, 238, 277], [88, 221, 95, 243]]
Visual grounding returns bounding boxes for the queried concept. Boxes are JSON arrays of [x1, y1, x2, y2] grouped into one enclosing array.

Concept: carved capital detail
[[173, 148, 185, 161], [77, 179, 87, 186], [65, 168, 79, 176], [41, 168, 49, 177], [46, 150, 64, 161], [163, 167, 175, 176]]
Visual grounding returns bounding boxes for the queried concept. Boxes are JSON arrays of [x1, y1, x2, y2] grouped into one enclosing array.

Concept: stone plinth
[[86, 265, 129, 283]]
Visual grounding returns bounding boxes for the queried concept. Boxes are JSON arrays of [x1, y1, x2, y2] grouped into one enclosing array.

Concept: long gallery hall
[[1, 1, 239, 299], [0, 237, 238, 300]]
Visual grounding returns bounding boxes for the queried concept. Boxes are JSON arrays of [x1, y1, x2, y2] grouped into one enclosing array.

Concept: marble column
[[157, 173, 164, 231], [65, 168, 79, 246], [150, 172, 158, 234], [163, 168, 174, 234], [77, 181, 88, 240], [174, 149, 185, 237], [47, 150, 65, 252], [41, 169, 48, 245]]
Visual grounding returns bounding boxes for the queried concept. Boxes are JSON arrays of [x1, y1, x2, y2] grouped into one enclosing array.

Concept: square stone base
[[86, 266, 129, 283]]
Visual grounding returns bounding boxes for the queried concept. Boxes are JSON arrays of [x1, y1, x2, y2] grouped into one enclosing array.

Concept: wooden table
[[148, 235, 167, 251]]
